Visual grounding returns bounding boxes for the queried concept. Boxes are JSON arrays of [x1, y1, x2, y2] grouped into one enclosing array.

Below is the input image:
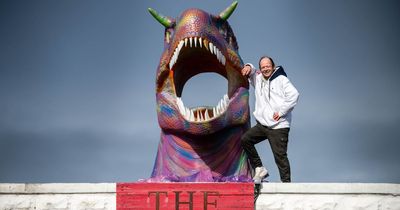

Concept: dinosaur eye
[[219, 27, 227, 39]]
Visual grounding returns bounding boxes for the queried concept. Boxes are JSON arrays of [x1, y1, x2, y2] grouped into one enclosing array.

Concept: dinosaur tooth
[[199, 37, 202, 48], [194, 37, 197, 47], [224, 94, 229, 109], [176, 98, 184, 115], [171, 55, 176, 69], [205, 110, 210, 120], [172, 51, 177, 63], [212, 107, 216, 118], [220, 50, 223, 63], [185, 107, 190, 119], [209, 42, 214, 54], [178, 40, 184, 53], [180, 99, 185, 113], [199, 110, 203, 121], [175, 98, 180, 112], [181, 107, 186, 116], [181, 100, 187, 116], [189, 37, 193, 47], [217, 100, 222, 115], [224, 94, 229, 105], [190, 109, 195, 121], [221, 97, 227, 110], [203, 39, 209, 51], [184, 38, 188, 47]]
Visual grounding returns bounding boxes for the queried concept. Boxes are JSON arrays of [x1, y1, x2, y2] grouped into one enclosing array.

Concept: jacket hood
[[269, 66, 287, 81], [266, 66, 287, 99]]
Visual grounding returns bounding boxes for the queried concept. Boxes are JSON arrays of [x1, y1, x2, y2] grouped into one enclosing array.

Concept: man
[[241, 56, 299, 183]]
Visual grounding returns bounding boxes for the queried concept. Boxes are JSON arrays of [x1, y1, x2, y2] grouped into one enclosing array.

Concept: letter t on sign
[[148, 191, 168, 210]]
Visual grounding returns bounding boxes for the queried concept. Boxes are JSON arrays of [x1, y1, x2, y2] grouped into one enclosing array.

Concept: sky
[[0, 0, 399, 183]]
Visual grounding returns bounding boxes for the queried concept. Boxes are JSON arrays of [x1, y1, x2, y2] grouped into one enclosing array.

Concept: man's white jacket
[[246, 63, 299, 129]]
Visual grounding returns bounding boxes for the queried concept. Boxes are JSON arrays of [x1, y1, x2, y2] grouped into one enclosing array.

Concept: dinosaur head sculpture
[[148, 2, 251, 182]]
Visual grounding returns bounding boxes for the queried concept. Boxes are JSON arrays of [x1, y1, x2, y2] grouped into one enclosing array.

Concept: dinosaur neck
[[151, 125, 251, 182]]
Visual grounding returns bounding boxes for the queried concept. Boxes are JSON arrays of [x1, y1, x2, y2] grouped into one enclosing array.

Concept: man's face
[[260, 58, 275, 79]]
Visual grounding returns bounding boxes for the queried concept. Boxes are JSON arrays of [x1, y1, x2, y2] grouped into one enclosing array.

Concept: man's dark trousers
[[241, 122, 291, 182]]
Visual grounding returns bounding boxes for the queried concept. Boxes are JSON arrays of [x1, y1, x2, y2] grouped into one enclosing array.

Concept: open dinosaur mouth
[[168, 36, 243, 123]]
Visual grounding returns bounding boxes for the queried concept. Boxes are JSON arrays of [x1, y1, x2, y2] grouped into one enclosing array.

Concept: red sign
[[117, 182, 254, 210]]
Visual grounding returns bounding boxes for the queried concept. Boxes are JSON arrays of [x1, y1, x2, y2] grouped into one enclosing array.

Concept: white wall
[[256, 183, 400, 210], [0, 183, 116, 210], [0, 183, 399, 210]]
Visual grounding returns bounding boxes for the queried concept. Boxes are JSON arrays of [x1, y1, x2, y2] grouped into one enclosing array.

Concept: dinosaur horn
[[148, 8, 173, 28], [219, 1, 238, 21]]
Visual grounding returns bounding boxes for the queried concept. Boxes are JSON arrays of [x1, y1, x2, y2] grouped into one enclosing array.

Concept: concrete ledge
[[0, 183, 116, 210], [257, 183, 400, 210], [0, 183, 116, 194], [260, 183, 400, 195]]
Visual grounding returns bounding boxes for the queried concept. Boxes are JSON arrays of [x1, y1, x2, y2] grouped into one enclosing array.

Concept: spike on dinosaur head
[[219, 1, 238, 21], [148, 7, 174, 28]]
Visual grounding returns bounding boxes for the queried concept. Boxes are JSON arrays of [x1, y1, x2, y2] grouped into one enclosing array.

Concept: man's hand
[[241, 65, 252, 77], [273, 112, 281, 121]]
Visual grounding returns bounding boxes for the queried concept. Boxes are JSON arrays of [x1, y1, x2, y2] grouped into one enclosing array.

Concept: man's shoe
[[253, 176, 262, 184], [258, 166, 268, 178], [253, 166, 269, 183], [254, 167, 262, 178]]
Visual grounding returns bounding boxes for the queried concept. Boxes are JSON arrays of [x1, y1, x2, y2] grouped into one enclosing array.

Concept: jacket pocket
[[262, 107, 278, 127]]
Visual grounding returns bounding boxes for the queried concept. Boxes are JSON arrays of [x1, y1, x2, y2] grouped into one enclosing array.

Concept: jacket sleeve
[[278, 77, 299, 117], [245, 63, 257, 87]]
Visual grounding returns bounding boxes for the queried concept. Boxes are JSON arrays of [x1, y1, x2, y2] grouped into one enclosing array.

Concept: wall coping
[[0, 183, 399, 195], [259, 183, 400, 195], [0, 183, 116, 194]]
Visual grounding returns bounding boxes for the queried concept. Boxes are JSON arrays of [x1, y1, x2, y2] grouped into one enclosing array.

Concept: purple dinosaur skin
[[148, 4, 252, 182]]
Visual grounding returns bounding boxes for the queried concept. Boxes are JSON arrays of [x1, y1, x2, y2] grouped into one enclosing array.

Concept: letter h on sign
[[174, 191, 195, 210]]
